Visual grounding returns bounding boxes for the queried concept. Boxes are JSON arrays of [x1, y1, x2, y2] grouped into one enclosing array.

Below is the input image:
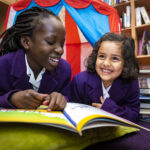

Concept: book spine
[[138, 30, 146, 56], [140, 102, 150, 109], [140, 7, 150, 24], [140, 88, 150, 95], [124, 12, 127, 28], [126, 5, 131, 27], [135, 7, 142, 26], [139, 70, 150, 74], [138, 77, 150, 89]]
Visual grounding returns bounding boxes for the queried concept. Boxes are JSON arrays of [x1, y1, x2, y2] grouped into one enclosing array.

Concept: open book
[[0, 102, 149, 135]]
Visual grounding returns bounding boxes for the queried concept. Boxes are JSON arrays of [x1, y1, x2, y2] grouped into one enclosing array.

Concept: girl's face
[[95, 41, 124, 88], [25, 16, 65, 76]]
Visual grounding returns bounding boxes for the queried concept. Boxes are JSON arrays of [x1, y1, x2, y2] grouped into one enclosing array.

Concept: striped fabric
[[4, 0, 121, 78]]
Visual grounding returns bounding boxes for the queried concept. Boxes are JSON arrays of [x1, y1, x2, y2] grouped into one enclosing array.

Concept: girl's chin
[[46, 65, 56, 71]]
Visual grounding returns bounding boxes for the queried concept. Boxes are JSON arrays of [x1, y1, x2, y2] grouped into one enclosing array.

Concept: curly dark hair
[[87, 32, 139, 80], [0, 6, 60, 56]]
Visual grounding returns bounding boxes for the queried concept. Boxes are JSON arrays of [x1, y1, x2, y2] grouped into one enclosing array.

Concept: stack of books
[[135, 6, 150, 26], [101, 0, 129, 7], [139, 70, 150, 122]]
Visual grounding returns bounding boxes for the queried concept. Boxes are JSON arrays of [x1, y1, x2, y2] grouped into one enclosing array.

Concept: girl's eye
[[46, 39, 56, 45], [99, 54, 105, 59], [112, 56, 119, 61], [46, 41, 55, 45]]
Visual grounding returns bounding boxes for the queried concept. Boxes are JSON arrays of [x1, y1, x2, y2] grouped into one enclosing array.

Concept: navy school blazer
[[0, 49, 71, 108], [70, 71, 140, 122]]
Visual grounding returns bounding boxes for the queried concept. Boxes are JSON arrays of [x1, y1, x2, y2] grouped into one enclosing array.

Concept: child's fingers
[[100, 96, 104, 104], [92, 103, 102, 109], [47, 96, 56, 111], [42, 100, 49, 105], [31, 91, 48, 101]]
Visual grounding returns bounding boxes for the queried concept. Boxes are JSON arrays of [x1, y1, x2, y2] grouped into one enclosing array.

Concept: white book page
[[64, 103, 132, 126], [63, 103, 150, 132]]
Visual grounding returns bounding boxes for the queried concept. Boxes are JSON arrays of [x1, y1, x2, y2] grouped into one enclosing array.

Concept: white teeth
[[102, 69, 111, 73], [49, 57, 59, 62]]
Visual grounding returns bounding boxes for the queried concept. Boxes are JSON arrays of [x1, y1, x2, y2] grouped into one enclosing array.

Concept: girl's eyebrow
[[98, 51, 105, 54], [111, 54, 122, 59], [112, 54, 121, 57]]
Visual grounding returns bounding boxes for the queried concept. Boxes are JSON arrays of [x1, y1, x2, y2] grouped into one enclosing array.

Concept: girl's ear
[[20, 36, 30, 50]]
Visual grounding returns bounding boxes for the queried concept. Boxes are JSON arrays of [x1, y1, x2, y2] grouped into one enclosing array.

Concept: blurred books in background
[[138, 30, 150, 56], [139, 69, 150, 122]]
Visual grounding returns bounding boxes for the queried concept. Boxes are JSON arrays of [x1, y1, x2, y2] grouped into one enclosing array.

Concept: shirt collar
[[25, 54, 45, 91]]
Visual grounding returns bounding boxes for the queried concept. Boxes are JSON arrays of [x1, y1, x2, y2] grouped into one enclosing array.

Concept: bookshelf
[[0, 0, 18, 35], [114, 0, 150, 69]]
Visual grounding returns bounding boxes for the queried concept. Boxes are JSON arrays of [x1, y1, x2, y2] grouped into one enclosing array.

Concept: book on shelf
[[122, 12, 127, 28], [140, 6, 150, 24], [140, 117, 150, 123], [0, 102, 150, 135], [138, 77, 150, 89], [140, 99, 150, 104], [138, 30, 146, 55], [135, 7, 142, 26], [126, 5, 131, 27], [138, 30, 150, 56], [140, 113, 150, 123], [140, 109, 150, 115], [139, 70, 150, 74], [145, 41, 150, 55], [102, 0, 129, 6], [121, 6, 131, 29], [140, 88, 150, 96], [140, 109, 150, 122], [140, 95, 150, 100], [140, 102, 150, 109]]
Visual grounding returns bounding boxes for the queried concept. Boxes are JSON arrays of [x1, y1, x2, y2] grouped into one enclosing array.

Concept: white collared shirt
[[25, 54, 45, 92], [102, 82, 111, 100]]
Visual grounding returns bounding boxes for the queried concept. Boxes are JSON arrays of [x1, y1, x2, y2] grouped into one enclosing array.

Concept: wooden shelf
[[0, 0, 18, 34], [114, 1, 131, 8], [0, 2, 9, 34], [137, 55, 150, 66], [114, 1, 131, 15], [114, 0, 150, 67], [121, 27, 131, 36], [135, 0, 150, 10], [0, 0, 16, 5], [136, 24, 150, 37]]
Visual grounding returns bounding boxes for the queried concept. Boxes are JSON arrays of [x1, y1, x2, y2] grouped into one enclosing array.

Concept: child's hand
[[42, 92, 67, 111], [92, 96, 104, 109], [10, 89, 48, 109]]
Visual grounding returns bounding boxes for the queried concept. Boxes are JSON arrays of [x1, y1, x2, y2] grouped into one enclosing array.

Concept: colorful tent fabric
[[4, 0, 121, 77]]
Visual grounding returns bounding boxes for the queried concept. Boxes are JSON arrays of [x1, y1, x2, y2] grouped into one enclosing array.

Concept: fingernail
[[47, 109, 51, 112]]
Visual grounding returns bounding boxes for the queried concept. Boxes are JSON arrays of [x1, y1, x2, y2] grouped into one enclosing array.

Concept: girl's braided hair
[[0, 6, 60, 56]]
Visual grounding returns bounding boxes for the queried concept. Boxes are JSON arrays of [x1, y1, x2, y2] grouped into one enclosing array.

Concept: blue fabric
[[62, 0, 110, 46], [12, 0, 110, 46], [13, 0, 63, 24]]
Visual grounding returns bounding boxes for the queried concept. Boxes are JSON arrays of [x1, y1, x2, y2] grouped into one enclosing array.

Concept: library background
[[0, 0, 150, 121]]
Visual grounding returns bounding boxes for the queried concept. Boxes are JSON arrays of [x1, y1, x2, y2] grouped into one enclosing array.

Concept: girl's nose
[[55, 46, 64, 55], [103, 58, 110, 66]]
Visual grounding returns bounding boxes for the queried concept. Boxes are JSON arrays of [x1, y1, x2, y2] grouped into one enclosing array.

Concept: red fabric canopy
[[12, 0, 121, 34], [5, 0, 121, 77]]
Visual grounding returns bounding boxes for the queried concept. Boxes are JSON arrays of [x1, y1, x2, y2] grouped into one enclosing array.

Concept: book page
[[63, 103, 139, 133], [0, 108, 75, 131]]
